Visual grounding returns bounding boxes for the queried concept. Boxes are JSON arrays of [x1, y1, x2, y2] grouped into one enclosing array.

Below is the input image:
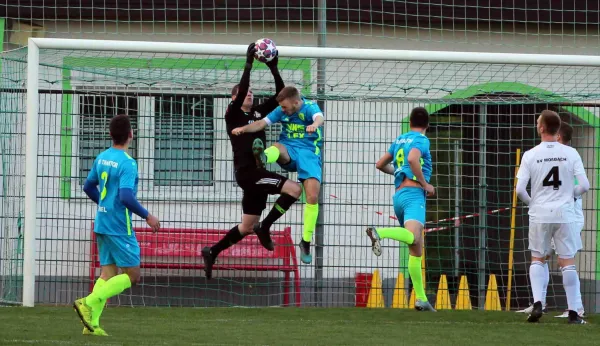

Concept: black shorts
[[235, 168, 288, 216]]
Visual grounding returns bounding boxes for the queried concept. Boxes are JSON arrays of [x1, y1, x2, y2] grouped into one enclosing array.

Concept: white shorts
[[529, 222, 582, 259], [549, 222, 584, 254]]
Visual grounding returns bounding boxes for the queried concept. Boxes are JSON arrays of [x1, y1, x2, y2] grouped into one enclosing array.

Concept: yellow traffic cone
[[455, 275, 472, 310], [366, 269, 384, 308], [435, 274, 451, 310], [484, 274, 502, 311], [391, 273, 408, 308]]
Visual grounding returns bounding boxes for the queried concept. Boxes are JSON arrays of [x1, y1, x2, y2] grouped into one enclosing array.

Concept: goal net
[[1, 39, 599, 310]]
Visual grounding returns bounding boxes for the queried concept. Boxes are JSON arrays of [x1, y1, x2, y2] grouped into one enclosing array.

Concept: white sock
[[541, 262, 549, 306], [561, 265, 581, 312], [529, 261, 546, 304]]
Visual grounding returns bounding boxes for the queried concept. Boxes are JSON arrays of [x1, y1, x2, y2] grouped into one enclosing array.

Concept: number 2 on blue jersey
[[100, 171, 108, 201]]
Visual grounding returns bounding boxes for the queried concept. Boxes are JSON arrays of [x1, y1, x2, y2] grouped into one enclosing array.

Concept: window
[[78, 95, 138, 185], [154, 95, 214, 186]]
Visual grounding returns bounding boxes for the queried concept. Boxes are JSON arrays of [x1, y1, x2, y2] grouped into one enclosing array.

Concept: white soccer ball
[[254, 38, 278, 63]]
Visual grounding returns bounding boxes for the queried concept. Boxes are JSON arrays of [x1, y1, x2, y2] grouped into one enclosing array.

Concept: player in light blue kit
[[365, 107, 436, 312], [73, 114, 160, 336], [232, 86, 324, 264]]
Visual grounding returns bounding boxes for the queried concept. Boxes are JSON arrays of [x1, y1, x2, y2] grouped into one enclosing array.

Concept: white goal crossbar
[[23, 37, 600, 307]]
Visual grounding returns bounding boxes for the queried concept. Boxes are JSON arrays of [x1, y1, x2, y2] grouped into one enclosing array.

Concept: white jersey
[[517, 141, 585, 223]]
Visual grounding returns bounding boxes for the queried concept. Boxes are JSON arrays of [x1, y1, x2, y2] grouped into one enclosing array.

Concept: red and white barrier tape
[[328, 194, 514, 234]]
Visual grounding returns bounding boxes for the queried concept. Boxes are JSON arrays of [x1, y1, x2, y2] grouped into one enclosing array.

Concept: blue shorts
[[279, 144, 322, 182], [393, 187, 427, 226], [96, 233, 141, 268]]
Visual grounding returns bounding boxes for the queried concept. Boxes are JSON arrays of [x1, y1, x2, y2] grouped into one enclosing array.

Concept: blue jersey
[[87, 147, 139, 236], [265, 98, 324, 154], [387, 131, 433, 190]]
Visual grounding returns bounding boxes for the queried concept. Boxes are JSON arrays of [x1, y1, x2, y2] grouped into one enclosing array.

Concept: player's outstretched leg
[[255, 180, 301, 234], [365, 227, 382, 256], [365, 225, 416, 257], [264, 143, 286, 165], [252, 138, 267, 169], [203, 225, 246, 279]]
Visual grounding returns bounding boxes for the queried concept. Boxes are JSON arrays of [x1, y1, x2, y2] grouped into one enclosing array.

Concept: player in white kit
[[552, 122, 586, 318], [516, 111, 589, 324], [516, 121, 586, 318]]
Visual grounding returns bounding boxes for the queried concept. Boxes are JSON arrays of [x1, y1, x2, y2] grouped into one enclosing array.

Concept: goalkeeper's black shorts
[[235, 168, 288, 216]]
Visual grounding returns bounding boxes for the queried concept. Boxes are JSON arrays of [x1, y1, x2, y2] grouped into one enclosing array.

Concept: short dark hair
[[540, 110, 561, 136], [558, 121, 573, 143], [231, 84, 240, 96], [109, 114, 131, 145], [276, 86, 301, 103], [409, 107, 429, 128]]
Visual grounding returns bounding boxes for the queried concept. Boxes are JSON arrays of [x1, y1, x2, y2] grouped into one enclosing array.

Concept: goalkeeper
[[232, 86, 324, 264], [201, 43, 302, 279]]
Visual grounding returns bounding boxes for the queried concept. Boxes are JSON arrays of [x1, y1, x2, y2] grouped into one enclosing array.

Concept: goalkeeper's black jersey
[[225, 98, 278, 171]]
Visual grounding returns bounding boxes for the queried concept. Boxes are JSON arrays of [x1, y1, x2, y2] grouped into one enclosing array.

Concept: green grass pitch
[[1, 307, 598, 345]]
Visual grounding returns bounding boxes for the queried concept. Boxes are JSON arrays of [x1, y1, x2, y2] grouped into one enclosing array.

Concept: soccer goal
[[3, 38, 599, 309]]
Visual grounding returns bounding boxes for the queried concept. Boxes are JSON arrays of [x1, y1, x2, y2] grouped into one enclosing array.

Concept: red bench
[[89, 224, 301, 306]]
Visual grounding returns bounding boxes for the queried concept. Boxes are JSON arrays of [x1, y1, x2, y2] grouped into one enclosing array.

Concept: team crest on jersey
[[299, 112, 305, 121], [254, 111, 262, 119]]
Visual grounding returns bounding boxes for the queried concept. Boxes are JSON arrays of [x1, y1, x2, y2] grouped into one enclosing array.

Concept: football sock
[[541, 262, 549, 306], [261, 193, 298, 230], [408, 255, 427, 301], [302, 203, 319, 242], [86, 274, 131, 308], [91, 278, 107, 326], [377, 227, 415, 245], [264, 146, 280, 164], [561, 265, 582, 311], [211, 225, 244, 259], [529, 261, 545, 304]]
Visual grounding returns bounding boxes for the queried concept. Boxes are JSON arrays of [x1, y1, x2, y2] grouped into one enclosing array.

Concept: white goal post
[[23, 37, 600, 307]]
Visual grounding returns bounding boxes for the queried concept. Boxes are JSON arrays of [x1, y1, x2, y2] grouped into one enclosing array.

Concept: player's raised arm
[[83, 159, 100, 204], [118, 160, 160, 232], [267, 55, 284, 94], [230, 43, 257, 111], [253, 54, 285, 117]]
